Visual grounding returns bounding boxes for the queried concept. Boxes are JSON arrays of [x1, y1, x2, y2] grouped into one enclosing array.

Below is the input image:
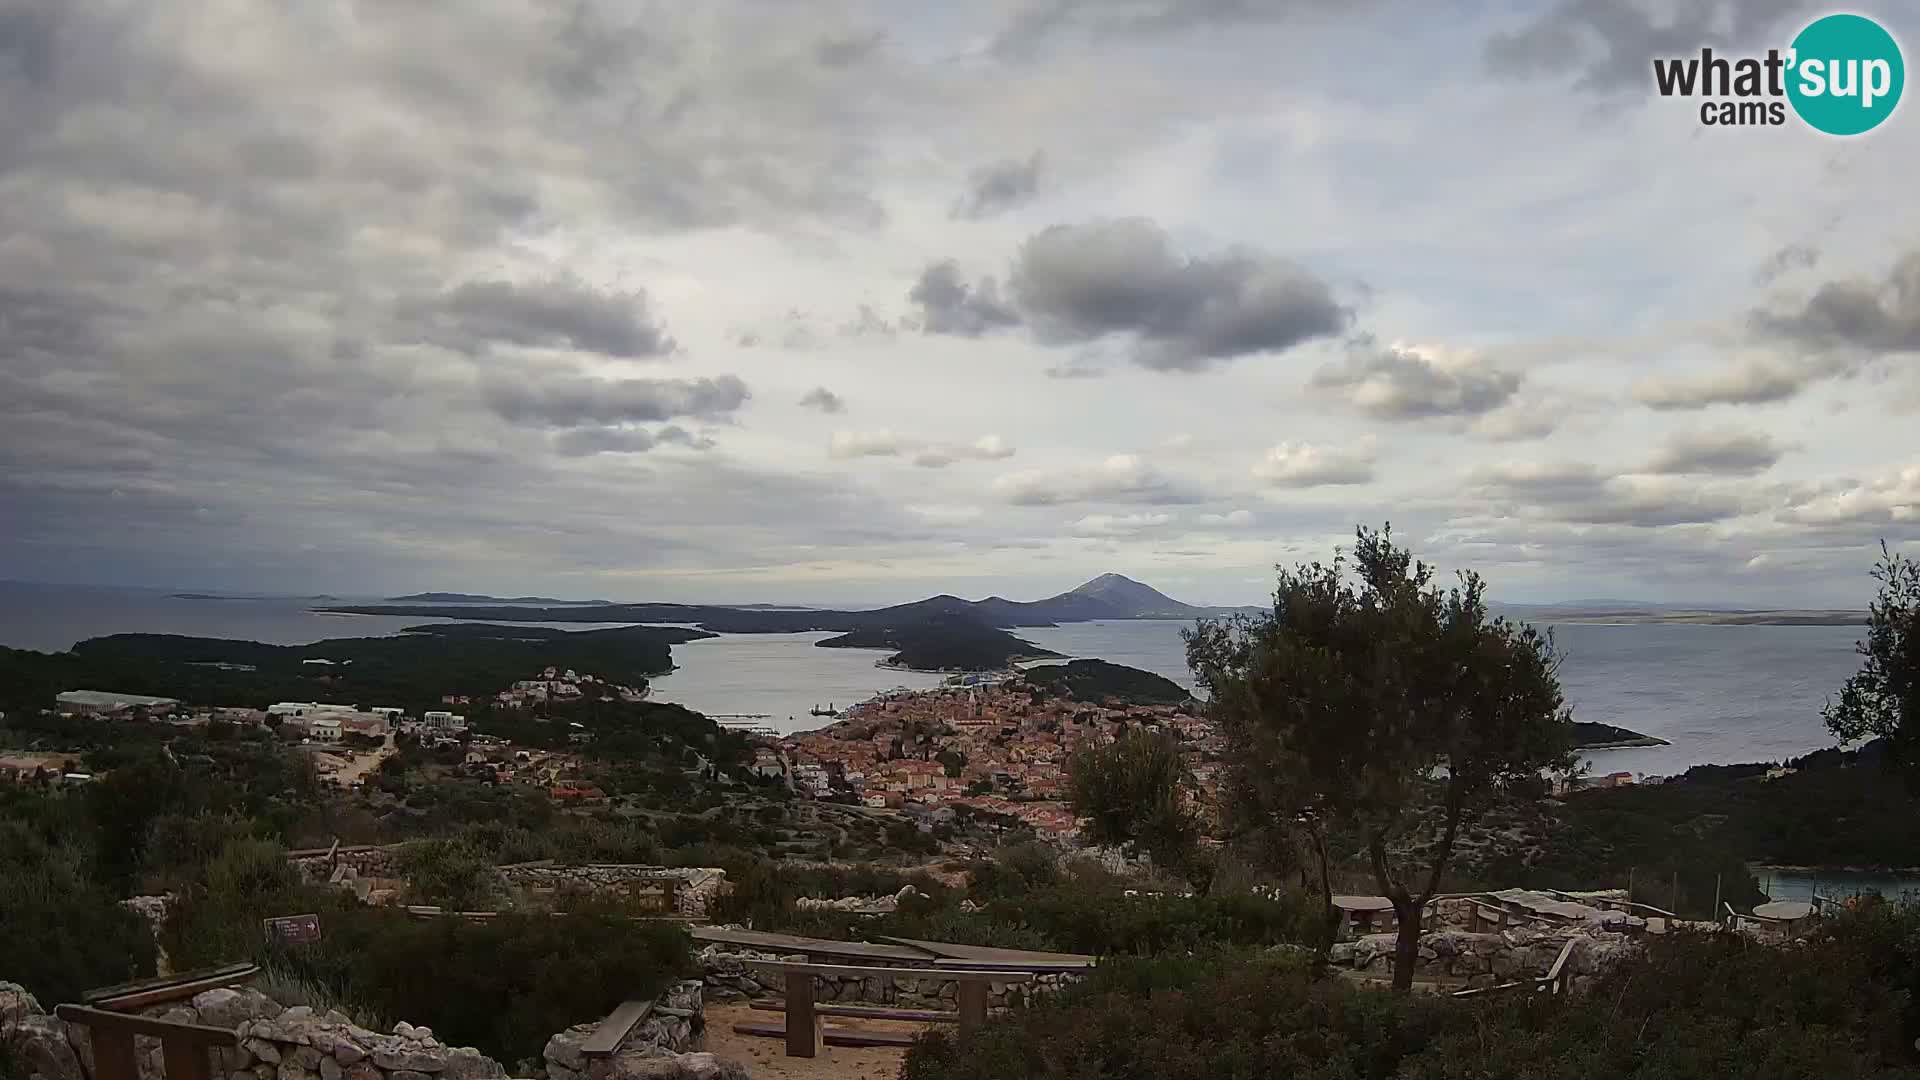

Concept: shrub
[[0, 792, 157, 1004], [269, 906, 691, 1064]]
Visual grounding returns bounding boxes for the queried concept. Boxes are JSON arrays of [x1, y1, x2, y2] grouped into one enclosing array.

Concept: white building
[[268, 701, 357, 717], [56, 690, 181, 717], [423, 710, 468, 731], [308, 718, 343, 743]]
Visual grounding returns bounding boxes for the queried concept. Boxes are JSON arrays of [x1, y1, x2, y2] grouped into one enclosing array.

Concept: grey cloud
[[1484, 0, 1812, 92], [815, 29, 886, 68], [552, 424, 716, 457], [993, 0, 1349, 58], [1644, 428, 1784, 476], [1466, 462, 1753, 527], [1756, 243, 1819, 286], [992, 454, 1201, 506], [406, 279, 676, 358], [953, 153, 1044, 220], [799, 387, 847, 414], [1632, 359, 1820, 409], [909, 261, 1022, 337], [484, 374, 751, 427], [1008, 218, 1349, 371], [1312, 340, 1520, 418], [1758, 252, 1920, 354]]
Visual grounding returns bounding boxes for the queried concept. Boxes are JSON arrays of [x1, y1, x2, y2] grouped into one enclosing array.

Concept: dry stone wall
[[698, 945, 1073, 1011], [0, 984, 505, 1080], [287, 848, 726, 919], [1326, 926, 1638, 992]]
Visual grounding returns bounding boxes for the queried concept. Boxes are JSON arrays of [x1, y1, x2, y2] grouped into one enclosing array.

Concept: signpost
[[263, 914, 322, 947]]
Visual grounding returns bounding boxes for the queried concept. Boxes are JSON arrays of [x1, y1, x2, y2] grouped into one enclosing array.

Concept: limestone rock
[[605, 1051, 749, 1080], [343, 1062, 382, 1080], [391, 1070, 432, 1080], [3, 1012, 85, 1080], [245, 1038, 283, 1064], [320, 1056, 343, 1080], [332, 1042, 367, 1067], [372, 1047, 447, 1072]]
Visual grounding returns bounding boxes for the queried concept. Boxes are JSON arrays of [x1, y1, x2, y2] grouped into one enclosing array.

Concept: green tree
[[1067, 729, 1200, 878], [1825, 542, 1920, 789], [1186, 525, 1572, 990]]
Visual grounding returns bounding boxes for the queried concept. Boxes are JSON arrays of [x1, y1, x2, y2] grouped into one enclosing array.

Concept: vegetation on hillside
[[0, 624, 709, 717], [1826, 541, 1920, 791], [1020, 659, 1192, 705], [903, 904, 1920, 1080], [816, 613, 1062, 671]]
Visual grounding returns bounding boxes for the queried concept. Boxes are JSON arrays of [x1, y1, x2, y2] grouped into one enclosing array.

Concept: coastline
[[1574, 737, 1670, 750], [873, 652, 1058, 675]]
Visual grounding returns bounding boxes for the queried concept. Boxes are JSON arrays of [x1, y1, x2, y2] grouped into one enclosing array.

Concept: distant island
[[817, 614, 1062, 672], [1500, 603, 1866, 626], [325, 573, 1255, 632], [1570, 721, 1669, 749], [385, 592, 613, 605], [170, 593, 258, 601], [1018, 658, 1192, 706]]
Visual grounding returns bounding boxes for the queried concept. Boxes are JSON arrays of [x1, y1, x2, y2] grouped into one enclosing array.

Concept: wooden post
[[784, 970, 820, 1058], [1627, 867, 1635, 907], [90, 1023, 141, 1080], [956, 980, 989, 1033], [1712, 875, 1721, 922], [161, 1039, 215, 1080], [1671, 872, 1679, 916]]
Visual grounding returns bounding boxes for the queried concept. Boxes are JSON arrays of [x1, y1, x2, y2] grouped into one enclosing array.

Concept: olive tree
[[1186, 525, 1572, 990], [1825, 542, 1920, 789], [1067, 728, 1200, 879]]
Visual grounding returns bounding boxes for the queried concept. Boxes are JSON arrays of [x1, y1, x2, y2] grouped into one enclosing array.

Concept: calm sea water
[[0, 584, 1868, 773]]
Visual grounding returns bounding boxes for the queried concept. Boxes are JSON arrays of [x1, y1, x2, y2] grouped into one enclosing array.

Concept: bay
[[0, 584, 1873, 774]]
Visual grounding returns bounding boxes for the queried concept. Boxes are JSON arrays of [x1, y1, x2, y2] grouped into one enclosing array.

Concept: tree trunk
[[1309, 825, 1339, 972], [1391, 897, 1423, 991]]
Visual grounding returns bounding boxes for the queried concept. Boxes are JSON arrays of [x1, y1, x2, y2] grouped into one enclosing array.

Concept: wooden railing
[[54, 1005, 238, 1080]]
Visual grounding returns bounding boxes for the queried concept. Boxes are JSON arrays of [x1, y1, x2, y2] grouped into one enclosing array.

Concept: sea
[[3, 581, 1906, 900], [0, 582, 1869, 774]]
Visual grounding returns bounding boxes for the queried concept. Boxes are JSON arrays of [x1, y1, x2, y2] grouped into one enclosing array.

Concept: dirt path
[[701, 1003, 929, 1080]]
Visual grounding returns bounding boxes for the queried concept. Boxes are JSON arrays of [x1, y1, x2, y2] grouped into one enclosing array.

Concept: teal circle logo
[[1787, 14, 1904, 135]]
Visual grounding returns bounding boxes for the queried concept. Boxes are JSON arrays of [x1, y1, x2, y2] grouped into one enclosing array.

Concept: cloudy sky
[[3, 0, 1918, 607]]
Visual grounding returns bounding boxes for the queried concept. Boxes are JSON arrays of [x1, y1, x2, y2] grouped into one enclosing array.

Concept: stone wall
[[288, 848, 726, 920], [1, 983, 505, 1080], [1326, 926, 1638, 993], [497, 865, 727, 919], [698, 945, 1074, 1012]]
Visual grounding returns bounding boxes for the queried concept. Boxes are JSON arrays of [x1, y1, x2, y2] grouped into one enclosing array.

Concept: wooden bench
[[56, 1005, 239, 1080], [748, 1001, 961, 1023], [739, 961, 1035, 1058], [578, 999, 654, 1060]]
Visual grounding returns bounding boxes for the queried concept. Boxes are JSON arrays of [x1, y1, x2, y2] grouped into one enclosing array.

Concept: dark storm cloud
[[1756, 243, 1819, 286], [1757, 252, 1920, 355], [799, 387, 847, 414], [404, 279, 677, 358], [1484, 0, 1812, 92], [909, 261, 1022, 337], [1311, 340, 1519, 418], [1643, 429, 1784, 476], [483, 374, 750, 427], [1007, 218, 1349, 371], [952, 153, 1044, 220]]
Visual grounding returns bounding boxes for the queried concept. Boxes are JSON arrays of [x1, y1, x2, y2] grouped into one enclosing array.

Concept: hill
[[385, 592, 610, 605], [326, 573, 1251, 631], [0, 623, 713, 715], [1018, 659, 1191, 705], [816, 614, 1061, 672], [1570, 721, 1667, 749]]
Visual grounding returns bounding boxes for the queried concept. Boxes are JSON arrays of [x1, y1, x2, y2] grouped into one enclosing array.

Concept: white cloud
[[1070, 512, 1175, 536], [1251, 439, 1377, 487], [1197, 509, 1255, 527], [992, 454, 1200, 506]]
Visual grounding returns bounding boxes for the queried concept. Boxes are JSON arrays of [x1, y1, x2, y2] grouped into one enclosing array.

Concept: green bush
[[0, 792, 157, 1004], [269, 906, 691, 1064], [902, 909, 1920, 1080]]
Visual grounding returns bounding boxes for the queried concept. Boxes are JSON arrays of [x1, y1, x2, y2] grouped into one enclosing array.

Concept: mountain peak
[[1062, 573, 1192, 615]]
